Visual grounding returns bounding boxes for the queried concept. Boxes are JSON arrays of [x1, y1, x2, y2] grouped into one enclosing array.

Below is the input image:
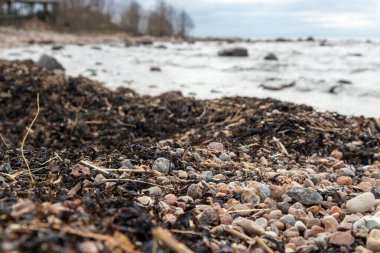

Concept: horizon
[[123, 0, 380, 39]]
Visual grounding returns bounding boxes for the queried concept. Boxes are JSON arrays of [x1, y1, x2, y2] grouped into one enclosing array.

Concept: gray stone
[[219, 153, 231, 161], [286, 187, 323, 205], [257, 185, 271, 201], [218, 47, 249, 57], [201, 171, 213, 181], [152, 157, 172, 174], [280, 214, 296, 226], [144, 186, 162, 197], [336, 168, 355, 177], [37, 54, 65, 71], [365, 217, 380, 230], [264, 52, 278, 61], [187, 184, 203, 199], [241, 189, 260, 204]]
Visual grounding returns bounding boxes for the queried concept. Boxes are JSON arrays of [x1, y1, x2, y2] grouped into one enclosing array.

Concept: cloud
[[297, 12, 378, 28]]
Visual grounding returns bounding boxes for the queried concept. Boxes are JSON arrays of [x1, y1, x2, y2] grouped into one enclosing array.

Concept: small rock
[[233, 217, 265, 236], [241, 189, 260, 204], [330, 150, 343, 160], [201, 171, 213, 181], [152, 157, 172, 174], [365, 217, 380, 230], [219, 153, 231, 161], [177, 195, 194, 204], [270, 210, 283, 219], [37, 54, 65, 71], [187, 184, 203, 199], [218, 47, 248, 57], [207, 142, 224, 152], [346, 192, 376, 213], [120, 159, 134, 169], [144, 186, 162, 197], [336, 176, 353, 186], [336, 168, 355, 177], [286, 187, 323, 205], [199, 208, 220, 226], [367, 229, 380, 252], [323, 216, 339, 233], [177, 170, 188, 179], [284, 227, 299, 237], [255, 217, 268, 228], [264, 52, 278, 61], [295, 221, 307, 232], [150, 66, 161, 72], [164, 194, 177, 205], [137, 196, 153, 206], [280, 214, 296, 226], [329, 232, 355, 246]]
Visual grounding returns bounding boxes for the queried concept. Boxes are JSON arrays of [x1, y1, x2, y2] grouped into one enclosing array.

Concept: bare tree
[[120, 0, 141, 35], [147, 0, 175, 37], [176, 10, 194, 37]]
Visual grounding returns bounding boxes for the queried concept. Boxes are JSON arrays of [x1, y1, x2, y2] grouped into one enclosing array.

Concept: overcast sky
[[132, 0, 380, 38]]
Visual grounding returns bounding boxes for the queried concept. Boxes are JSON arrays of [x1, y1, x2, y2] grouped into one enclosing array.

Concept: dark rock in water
[[156, 45, 167, 49], [218, 47, 248, 57], [37, 54, 65, 71], [91, 46, 102, 50], [264, 53, 278, 61], [51, 45, 64, 51], [286, 187, 323, 205], [337, 80, 352, 85], [150, 67, 161, 72], [306, 36, 315, 42]]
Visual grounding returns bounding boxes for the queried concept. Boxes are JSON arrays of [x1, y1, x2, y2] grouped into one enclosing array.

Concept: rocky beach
[[0, 54, 379, 253]]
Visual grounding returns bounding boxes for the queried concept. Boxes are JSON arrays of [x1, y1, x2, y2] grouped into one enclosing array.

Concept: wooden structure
[[0, 0, 59, 24]]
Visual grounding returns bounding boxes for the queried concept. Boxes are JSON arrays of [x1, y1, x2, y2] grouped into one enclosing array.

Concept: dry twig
[[255, 236, 274, 253], [0, 133, 9, 148], [224, 226, 256, 244], [272, 137, 289, 156], [152, 227, 194, 253], [80, 160, 149, 174], [20, 93, 40, 185]]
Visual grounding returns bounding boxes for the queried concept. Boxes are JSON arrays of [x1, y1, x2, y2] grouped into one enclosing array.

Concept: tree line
[[54, 0, 195, 37]]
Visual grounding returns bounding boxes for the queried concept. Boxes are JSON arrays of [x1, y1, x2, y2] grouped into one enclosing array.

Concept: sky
[[132, 0, 380, 38]]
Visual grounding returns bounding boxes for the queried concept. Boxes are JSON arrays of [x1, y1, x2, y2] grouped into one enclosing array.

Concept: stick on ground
[[20, 93, 40, 185], [152, 227, 194, 253]]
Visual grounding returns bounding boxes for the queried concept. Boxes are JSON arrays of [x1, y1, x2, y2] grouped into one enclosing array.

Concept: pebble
[[367, 229, 380, 252], [207, 142, 224, 152], [323, 215, 339, 233], [187, 184, 203, 199], [219, 153, 231, 161], [137, 196, 153, 206], [177, 170, 188, 179], [152, 157, 172, 174], [177, 195, 194, 204], [286, 187, 323, 205], [346, 192, 376, 213], [336, 168, 355, 177], [233, 217, 265, 236], [303, 179, 315, 188], [144, 186, 162, 197], [372, 187, 380, 198], [295, 221, 307, 232], [270, 210, 283, 219], [241, 189, 260, 204], [120, 159, 134, 169], [365, 217, 380, 230], [284, 227, 299, 237], [201, 171, 213, 181], [336, 176, 353, 186], [199, 208, 220, 226], [255, 217, 268, 228], [164, 194, 177, 205], [257, 185, 271, 201], [330, 150, 343, 160], [329, 231, 355, 246], [280, 214, 296, 226]]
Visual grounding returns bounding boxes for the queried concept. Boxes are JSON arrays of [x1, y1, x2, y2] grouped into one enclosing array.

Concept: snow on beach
[[1, 40, 379, 117]]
